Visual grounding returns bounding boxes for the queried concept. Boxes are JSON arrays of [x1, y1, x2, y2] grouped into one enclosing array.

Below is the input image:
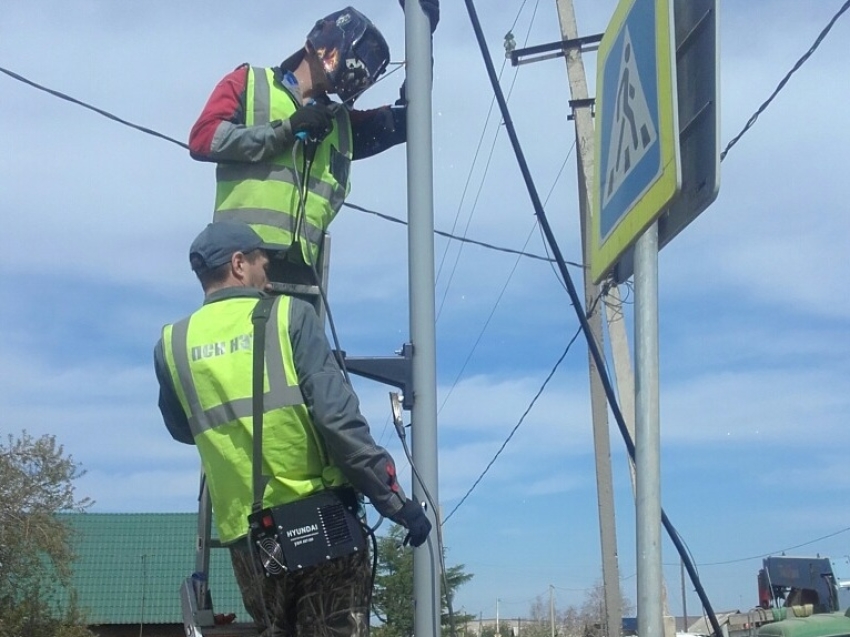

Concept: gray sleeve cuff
[[271, 118, 295, 150]]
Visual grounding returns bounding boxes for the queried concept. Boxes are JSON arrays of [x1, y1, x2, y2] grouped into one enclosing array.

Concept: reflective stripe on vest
[[214, 67, 352, 262], [168, 298, 303, 438], [162, 295, 349, 543]]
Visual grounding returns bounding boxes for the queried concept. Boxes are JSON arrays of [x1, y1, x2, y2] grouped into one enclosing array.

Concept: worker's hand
[[399, 0, 440, 33], [288, 103, 333, 143], [395, 499, 432, 548]]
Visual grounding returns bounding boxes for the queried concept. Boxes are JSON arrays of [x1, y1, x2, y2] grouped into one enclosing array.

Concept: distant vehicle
[[758, 556, 850, 615], [689, 556, 850, 637], [754, 556, 850, 637]]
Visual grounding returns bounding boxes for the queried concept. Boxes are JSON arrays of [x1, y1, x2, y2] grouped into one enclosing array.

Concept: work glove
[[288, 102, 332, 143], [399, 0, 440, 33], [395, 499, 432, 548]]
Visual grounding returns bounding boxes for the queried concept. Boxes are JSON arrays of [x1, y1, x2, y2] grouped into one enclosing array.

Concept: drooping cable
[[435, 0, 543, 321], [443, 322, 584, 524], [698, 525, 850, 567], [0, 66, 189, 150], [721, 0, 850, 161], [461, 1, 722, 634], [0, 65, 584, 268], [391, 407, 458, 637], [435, 0, 535, 290], [290, 138, 352, 387], [344, 202, 582, 266], [436, 140, 577, 415]]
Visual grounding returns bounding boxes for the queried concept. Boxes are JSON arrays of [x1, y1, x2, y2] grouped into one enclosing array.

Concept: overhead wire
[[434, 51, 506, 291], [536, 147, 580, 293], [448, 0, 850, 626], [446, 0, 850, 600], [442, 309, 591, 525], [0, 65, 579, 270], [0, 66, 190, 150], [343, 202, 582, 266], [435, 0, 544, 322], [696, 526, 850, 567], [436, 140, 577, 414], [720, 0, 850, 161]]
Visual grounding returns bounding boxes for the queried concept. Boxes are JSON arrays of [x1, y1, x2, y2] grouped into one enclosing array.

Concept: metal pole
[[635, 223, 662, 637], [405, 3, 440, 637]]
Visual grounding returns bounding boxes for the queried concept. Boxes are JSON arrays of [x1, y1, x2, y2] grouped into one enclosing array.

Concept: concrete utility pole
[[554, 3, 622, 637], [404, 2, 441, 637], [555, 4, 677, 637], [550, 584, 556, 637]]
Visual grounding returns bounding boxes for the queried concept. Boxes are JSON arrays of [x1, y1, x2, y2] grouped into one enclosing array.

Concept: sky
[[2, 0, 849, 627]]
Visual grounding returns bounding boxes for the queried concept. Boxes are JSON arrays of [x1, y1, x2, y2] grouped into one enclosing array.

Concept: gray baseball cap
[[189, 221, 269, 272]]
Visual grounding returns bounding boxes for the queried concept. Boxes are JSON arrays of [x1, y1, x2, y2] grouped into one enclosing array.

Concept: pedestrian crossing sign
[[591, 0, 680, 283]]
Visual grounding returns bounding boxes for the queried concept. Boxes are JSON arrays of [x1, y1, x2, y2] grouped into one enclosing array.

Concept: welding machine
[[248, 488, 366, 577]]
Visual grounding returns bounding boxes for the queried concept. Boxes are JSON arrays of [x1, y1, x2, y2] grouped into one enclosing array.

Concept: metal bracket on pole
[[337, 343, 414, 410], [509, 33, 603, 67], [567, 98, 596, 120]]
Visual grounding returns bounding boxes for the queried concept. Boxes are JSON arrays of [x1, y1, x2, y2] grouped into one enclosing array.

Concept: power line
[[436, 221, 539, 415], [343, 202, 582, 267], [696, 525, 850, 567], [435, 0, 543, 320], [0, 65, 582, 270], [443, 322, 585, 525], [434, 120, 579, 416], [0, 66, 189, 150], [720, 0, 850, 161], [435, 51, 507, 291]]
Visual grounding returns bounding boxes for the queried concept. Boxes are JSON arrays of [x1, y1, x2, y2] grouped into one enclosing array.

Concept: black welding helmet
[[306, 6, 390, 104]]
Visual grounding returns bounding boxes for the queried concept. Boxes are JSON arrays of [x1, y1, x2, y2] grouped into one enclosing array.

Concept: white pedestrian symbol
[[602, 27, 657, 207]]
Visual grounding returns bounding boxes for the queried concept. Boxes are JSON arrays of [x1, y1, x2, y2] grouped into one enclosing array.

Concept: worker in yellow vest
[[188, 4, 438, 270], [154, 221, 431, 636]]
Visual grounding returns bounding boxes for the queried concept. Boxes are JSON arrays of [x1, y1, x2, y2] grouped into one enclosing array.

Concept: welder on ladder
[[187, 2, 439, 281]]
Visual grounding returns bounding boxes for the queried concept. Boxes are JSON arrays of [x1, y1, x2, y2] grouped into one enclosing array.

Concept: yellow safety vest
[[214, 67, 353, 264], [161, 295, 347, 543]]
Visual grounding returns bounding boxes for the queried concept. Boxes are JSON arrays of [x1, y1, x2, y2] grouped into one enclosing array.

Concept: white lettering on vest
[[191, 335, 252, 361], [230, 334, 252, 353]]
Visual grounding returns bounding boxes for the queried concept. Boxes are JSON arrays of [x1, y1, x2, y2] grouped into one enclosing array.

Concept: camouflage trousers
[[229, 536, 371, 637]]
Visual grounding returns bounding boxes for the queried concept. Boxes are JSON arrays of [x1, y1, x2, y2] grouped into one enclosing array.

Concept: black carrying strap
[[250, 297, 276, 513]]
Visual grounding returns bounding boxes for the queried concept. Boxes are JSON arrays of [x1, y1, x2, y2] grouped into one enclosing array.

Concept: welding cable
[[392, 411, 459, 637], [290, 138, 352, 387]]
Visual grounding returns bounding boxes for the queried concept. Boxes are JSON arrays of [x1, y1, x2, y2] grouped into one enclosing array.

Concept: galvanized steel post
[[404, 2, 441, 636]]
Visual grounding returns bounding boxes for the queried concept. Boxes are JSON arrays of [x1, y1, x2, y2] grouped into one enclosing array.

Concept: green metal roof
[[62, 513, 249, 625]]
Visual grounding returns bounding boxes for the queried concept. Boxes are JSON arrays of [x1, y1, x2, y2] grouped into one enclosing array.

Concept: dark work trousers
[[229, 535, 371, 637]]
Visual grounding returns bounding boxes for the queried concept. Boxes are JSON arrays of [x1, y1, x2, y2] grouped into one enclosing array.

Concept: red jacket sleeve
[[188, 65, 249, 161], [189, 65, 403, 163]]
